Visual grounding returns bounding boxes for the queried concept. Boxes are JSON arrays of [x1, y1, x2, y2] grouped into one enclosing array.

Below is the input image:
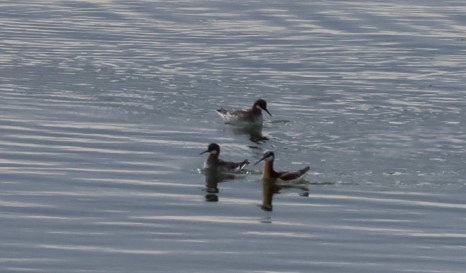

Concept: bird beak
[[254, 155, 266, 166], [264, 108, 272, 117], [199, 150, 209, 155]]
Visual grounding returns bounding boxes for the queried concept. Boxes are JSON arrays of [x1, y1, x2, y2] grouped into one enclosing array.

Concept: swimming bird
[[216, 99, 272, 125], [200, 143, 249, 172], [254, 151, 310, 181]]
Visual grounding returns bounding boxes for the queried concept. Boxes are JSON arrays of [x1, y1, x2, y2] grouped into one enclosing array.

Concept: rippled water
[[1, 1, 466, 272]]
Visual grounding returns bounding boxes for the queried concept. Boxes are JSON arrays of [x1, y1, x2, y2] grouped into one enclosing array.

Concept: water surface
[[1, 1, 466, 272]]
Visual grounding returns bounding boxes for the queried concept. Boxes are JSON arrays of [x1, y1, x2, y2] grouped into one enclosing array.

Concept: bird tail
[[300, 166, 310, 175], [238, 159, 249, 170], [216, 108, 228, 116]]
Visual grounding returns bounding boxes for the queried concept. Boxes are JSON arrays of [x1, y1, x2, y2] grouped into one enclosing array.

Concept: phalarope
[[216, 99, 272, 125], [254, 151, 310, 181], [200, 143, 249, 172]]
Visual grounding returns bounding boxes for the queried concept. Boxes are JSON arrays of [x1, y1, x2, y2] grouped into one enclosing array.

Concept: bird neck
[[251, 106, 262, 115], [262, 160, 277, 179], [207, 153, 219, 164]]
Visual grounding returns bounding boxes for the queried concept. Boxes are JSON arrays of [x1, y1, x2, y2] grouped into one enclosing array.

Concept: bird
[[200, 143, 249, 172], [216, 99, 272, 125], [254, 151, 310, 181]]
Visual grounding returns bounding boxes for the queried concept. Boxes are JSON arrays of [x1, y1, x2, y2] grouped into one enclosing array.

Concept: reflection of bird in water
[[203, 168, 236, 202], [226, 124, 269, 144], [200, 143, 249, 172], [216, 99, 272, 125], [254, 151, 310, 181], [261, 178, 309, 211], [261, 178, 279, 211]]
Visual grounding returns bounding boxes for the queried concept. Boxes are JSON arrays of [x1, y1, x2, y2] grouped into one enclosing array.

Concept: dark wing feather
[[219, 159, 249, 171], [278, 166, 310, 181]]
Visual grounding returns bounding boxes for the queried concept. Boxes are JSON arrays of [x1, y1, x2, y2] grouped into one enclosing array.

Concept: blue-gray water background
[[1, 1, 466, 272]]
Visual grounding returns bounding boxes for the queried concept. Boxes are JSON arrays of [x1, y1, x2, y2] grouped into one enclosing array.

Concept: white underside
[[216, 110, 262, 125]]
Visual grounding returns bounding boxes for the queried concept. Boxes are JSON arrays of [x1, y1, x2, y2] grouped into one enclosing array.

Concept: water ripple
[[2, 1, 466, 272]]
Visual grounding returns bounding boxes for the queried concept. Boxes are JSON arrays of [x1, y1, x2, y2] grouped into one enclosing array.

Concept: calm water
[[1, 1, 466, 272]]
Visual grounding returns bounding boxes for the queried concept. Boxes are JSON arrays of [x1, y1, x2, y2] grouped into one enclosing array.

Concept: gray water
[[1, 1, 466, 272]]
